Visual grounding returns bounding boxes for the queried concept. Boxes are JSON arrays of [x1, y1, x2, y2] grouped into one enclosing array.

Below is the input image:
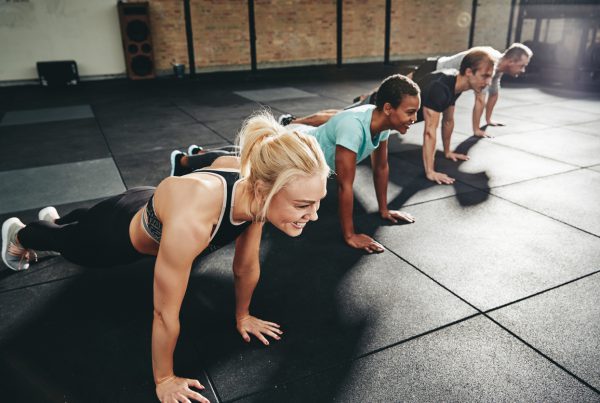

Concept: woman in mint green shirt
[[289, 74, 421, 253]]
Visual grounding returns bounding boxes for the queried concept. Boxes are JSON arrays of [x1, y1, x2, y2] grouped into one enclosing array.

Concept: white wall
[[0, 0, 126, 82]]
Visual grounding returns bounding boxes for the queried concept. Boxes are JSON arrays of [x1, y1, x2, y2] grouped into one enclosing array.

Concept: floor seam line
[[174, 104, 238, 145], [226, 313, 483, 402], [483, 269, 600, 314], [89, 104, 128, 189], [468, 109, 600, 129], [202, 367, 222, 403], [438, 167, 600, 239], [456, 134, 593, 168], [483, 190, 600, 239], [482, 314, 600, 395], [482, 166, 584, 189], [183, 329, 223, 402], [0, 273, 82, 295], [382, 248, 484, 313]]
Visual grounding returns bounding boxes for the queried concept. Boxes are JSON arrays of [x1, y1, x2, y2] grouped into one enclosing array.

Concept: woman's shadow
[[182, 213, 370, 401], [181, 133, 490, 400]]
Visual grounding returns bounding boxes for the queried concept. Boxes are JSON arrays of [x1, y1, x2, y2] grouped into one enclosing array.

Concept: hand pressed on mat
[[381, 210, 415, 224], [156, 375, 208, 403], [345, 233, 385, 254], [445, 151, 470, 162], [474, 128, 493, 138], [426, 171, 455, 185], [237, 315, 282, 346]]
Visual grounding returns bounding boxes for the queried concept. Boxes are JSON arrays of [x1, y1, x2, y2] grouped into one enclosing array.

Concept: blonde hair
[[236, 110, 329, 222]]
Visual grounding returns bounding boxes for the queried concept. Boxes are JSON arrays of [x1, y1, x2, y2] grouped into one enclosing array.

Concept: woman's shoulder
[[159, 171, 227, 192], [154, 174, 226, 221], [331, 107, 369, 130]]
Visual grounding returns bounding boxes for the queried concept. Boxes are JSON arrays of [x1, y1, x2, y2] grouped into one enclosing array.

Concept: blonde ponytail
[[236, 110, 329, 221]]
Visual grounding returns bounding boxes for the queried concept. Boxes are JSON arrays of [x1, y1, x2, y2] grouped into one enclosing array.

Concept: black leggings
[[18, 187, 154, 267], [183, 145, 239, 175], [345, 91, 377, 110]]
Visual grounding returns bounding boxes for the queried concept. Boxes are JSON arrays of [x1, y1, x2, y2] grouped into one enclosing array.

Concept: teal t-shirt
[[304, 105, 390, 171]]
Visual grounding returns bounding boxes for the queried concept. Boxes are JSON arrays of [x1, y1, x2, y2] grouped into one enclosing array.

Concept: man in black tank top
[[418, 49, 496, 185]]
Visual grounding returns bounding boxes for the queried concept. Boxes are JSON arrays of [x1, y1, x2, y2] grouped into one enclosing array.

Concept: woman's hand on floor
[[344, 233, 385, 254], [381, 210, 415, 224], [156, 375, 209, 403], [236, 315, 282, 346]]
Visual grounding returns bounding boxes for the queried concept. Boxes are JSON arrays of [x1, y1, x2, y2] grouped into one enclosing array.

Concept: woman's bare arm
[[151, 177, 223, 402], [233, 222, 283, 344]]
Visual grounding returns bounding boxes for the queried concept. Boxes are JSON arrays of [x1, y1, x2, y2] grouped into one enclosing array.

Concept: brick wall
[[148, 0, 250, 73], [254, 0, 337, 67], [148, 1, 188, 73], [146, 0, 515, 74], [342, 0, 386, 62], [191, 0, 250, 70]]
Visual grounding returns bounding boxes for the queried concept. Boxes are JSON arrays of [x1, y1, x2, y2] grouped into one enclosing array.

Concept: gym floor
[[1, 65, 599, 402]]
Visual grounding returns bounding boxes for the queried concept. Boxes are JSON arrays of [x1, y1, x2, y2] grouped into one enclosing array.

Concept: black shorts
[[412, 58, 439, 82]]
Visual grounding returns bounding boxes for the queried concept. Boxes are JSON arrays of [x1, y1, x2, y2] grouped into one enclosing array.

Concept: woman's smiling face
[[266, 174, 328, 236], [387, 94, 420, 134]]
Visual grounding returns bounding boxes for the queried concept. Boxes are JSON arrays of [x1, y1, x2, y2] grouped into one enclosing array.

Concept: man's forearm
[[422, 130, 437, 175], [472, 97, 485, 133], [485, 93, 499, 122], [441, 121, 454, 154]]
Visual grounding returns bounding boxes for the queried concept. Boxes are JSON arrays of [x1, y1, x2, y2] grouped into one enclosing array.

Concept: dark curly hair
[[375, 74, 421, 110]]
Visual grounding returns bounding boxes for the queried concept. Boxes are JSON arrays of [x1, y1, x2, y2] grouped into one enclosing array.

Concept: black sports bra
[[141, 169, 251, 256]]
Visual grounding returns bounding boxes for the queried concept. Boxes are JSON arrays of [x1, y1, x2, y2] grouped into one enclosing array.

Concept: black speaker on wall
[[117, 1, 155, 80]]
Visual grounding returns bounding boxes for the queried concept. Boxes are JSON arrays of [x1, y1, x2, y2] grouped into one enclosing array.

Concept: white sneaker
[[36, 207, 61, 257], [38, 206, 60, 223], [2, 217, 36, 271], [277, 113, 296, 126], [170, 150, 186, 177], [187, 144, 203, 155]]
